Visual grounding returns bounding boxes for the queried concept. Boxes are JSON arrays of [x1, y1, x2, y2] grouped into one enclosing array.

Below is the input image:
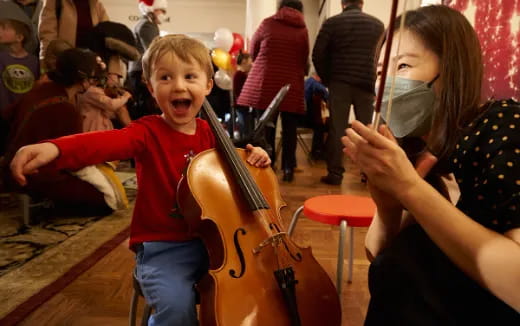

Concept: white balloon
[[213, 27, 234, 52], [214, 69, 232, 90]]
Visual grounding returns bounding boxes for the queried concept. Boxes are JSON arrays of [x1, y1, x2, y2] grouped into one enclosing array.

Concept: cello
[[177, 98, 341, 325]]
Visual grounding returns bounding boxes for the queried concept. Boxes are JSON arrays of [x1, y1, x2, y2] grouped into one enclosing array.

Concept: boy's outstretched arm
[[10, 142, 60, 186], [245, 144, 271, 168]]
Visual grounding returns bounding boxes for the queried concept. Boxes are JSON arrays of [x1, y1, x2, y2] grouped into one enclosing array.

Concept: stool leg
[[19, 194, 31, 226], [337, 220, 347, 297], [348, 226, 354, 283], [129, 289, 138, 326], [288, 205, 304, 236], [141, 304, 152, 326]]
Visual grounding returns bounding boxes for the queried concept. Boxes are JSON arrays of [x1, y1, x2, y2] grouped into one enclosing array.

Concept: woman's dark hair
[[48, 48, 97, 87], [237, 52, 251, 66], [393, 5, 483, 166], [279, 0, 303, 12]]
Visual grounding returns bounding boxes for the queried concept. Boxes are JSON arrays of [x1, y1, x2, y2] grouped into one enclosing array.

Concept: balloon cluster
[[211, 27, 245, 90]]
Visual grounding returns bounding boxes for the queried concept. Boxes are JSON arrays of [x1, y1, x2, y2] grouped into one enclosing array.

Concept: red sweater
[[50, 116, 215, 249]]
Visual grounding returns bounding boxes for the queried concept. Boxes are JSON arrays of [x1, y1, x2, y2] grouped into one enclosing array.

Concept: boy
[[233, 52, 254, 140], [0, 18, 39, 112], [10, 35, 271, 326]]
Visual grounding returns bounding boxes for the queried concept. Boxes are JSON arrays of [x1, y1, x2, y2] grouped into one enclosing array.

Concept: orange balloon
[[211, 48, 231, 70]]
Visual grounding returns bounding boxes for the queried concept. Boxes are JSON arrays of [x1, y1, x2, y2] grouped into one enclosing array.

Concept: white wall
[[244, 0, 276, 46], [102, 0, 246, 36], [302, 0, 320, 51]]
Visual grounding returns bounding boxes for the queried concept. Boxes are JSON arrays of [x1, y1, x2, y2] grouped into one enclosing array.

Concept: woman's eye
[[397, 63, 410, 70]]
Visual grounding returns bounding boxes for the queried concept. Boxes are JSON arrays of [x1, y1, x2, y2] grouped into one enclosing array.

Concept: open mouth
[[171, 99, 192, 111]]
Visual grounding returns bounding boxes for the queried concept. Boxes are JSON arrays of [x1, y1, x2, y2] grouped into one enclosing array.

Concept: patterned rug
[[0, 171, 137, 323]]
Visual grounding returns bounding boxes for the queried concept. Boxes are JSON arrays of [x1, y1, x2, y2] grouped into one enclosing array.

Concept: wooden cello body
[[177, 100, 341, 326]]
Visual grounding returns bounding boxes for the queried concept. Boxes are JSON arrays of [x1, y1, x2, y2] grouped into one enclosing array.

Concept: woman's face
[[377, 29, 440, 94]]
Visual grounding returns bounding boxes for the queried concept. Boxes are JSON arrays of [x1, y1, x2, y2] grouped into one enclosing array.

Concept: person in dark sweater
[[313, 0, 384, 185]]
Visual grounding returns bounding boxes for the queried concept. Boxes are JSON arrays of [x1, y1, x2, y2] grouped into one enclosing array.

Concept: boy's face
[[147, 52, 213, 133], [0, 23, 22, 45]]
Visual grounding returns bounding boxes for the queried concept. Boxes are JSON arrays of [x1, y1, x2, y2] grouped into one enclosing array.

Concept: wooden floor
[[18, 148, 372, 326]]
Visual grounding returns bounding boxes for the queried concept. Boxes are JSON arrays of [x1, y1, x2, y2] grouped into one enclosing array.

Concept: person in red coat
[[237, 0, 309, 182]]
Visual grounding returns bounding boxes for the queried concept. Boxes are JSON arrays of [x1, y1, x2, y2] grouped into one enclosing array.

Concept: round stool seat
[[303, 195, 376, 227]]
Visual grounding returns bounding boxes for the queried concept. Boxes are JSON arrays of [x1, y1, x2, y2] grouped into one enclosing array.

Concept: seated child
[[0, 18, 39, 112], [78, 58, 132, 132], [10, 35, 271, 326]]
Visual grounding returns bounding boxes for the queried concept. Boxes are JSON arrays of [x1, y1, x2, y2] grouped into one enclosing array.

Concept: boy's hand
[[10, 143, 60, 186], [245, 144, 271, 168]]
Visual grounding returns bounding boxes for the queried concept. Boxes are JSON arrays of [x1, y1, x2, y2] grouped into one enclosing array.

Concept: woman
[[2, 48, 123, 215], [237, 0, 309, 182], [342, 5, 519, 324]]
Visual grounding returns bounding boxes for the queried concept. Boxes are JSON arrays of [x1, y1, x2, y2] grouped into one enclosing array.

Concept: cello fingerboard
[[202, 99, 270, 211]]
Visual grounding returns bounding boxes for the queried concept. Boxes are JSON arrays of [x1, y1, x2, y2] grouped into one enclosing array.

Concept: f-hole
[[229, 228, 247, 278]]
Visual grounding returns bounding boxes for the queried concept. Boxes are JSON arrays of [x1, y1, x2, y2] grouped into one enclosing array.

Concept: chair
[[287, 195, 376, 296], [275, 127, 315, 165], [129, 270, 152, 326]]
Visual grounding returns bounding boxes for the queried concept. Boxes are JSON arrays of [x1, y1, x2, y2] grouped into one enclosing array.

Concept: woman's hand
[[342, 121, 426, 200], [10, 142, 60, 186], [245, 144, 271, 168]]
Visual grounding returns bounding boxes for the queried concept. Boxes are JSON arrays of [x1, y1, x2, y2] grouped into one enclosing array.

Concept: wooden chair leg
[[129, 289, 139, 326], [141, 304, 152, 326]]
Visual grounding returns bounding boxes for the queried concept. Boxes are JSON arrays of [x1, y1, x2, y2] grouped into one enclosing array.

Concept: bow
[[373, 0, 409, 129]]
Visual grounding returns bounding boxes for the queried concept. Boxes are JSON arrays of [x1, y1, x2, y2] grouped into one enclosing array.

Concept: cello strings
[[203, 101, 276, 235]]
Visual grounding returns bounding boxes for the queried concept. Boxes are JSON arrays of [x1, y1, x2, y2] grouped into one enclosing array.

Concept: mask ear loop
[[427, 74, 440, 88], [383, 0, 408, 126]]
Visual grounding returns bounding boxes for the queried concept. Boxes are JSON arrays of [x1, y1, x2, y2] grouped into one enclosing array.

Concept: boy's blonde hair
[[142, 34, 214, 82]]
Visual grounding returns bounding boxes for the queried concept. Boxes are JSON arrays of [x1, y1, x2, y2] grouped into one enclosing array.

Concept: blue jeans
[[135, 240, 209, 326]]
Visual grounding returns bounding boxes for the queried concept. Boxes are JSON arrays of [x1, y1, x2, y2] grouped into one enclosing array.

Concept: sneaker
[[320, 174, 342, 185]]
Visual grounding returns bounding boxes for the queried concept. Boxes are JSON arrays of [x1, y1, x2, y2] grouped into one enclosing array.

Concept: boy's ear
[[205, 78, 213, 95], [146, 81, 155, 97]]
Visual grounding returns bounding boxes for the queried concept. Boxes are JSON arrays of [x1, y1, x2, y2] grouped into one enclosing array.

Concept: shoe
[[320, 174, 342, 185], [282, 169, 294, 182]]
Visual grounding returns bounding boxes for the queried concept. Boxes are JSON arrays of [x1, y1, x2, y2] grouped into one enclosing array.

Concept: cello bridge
[[252, 232, 287, 255]]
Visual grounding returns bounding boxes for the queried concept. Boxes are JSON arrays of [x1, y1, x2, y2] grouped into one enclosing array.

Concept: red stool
[[287, 195, 376, 295]]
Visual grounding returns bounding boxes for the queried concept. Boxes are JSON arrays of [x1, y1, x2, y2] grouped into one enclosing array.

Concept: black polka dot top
[[449, 99, 520, 234]]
